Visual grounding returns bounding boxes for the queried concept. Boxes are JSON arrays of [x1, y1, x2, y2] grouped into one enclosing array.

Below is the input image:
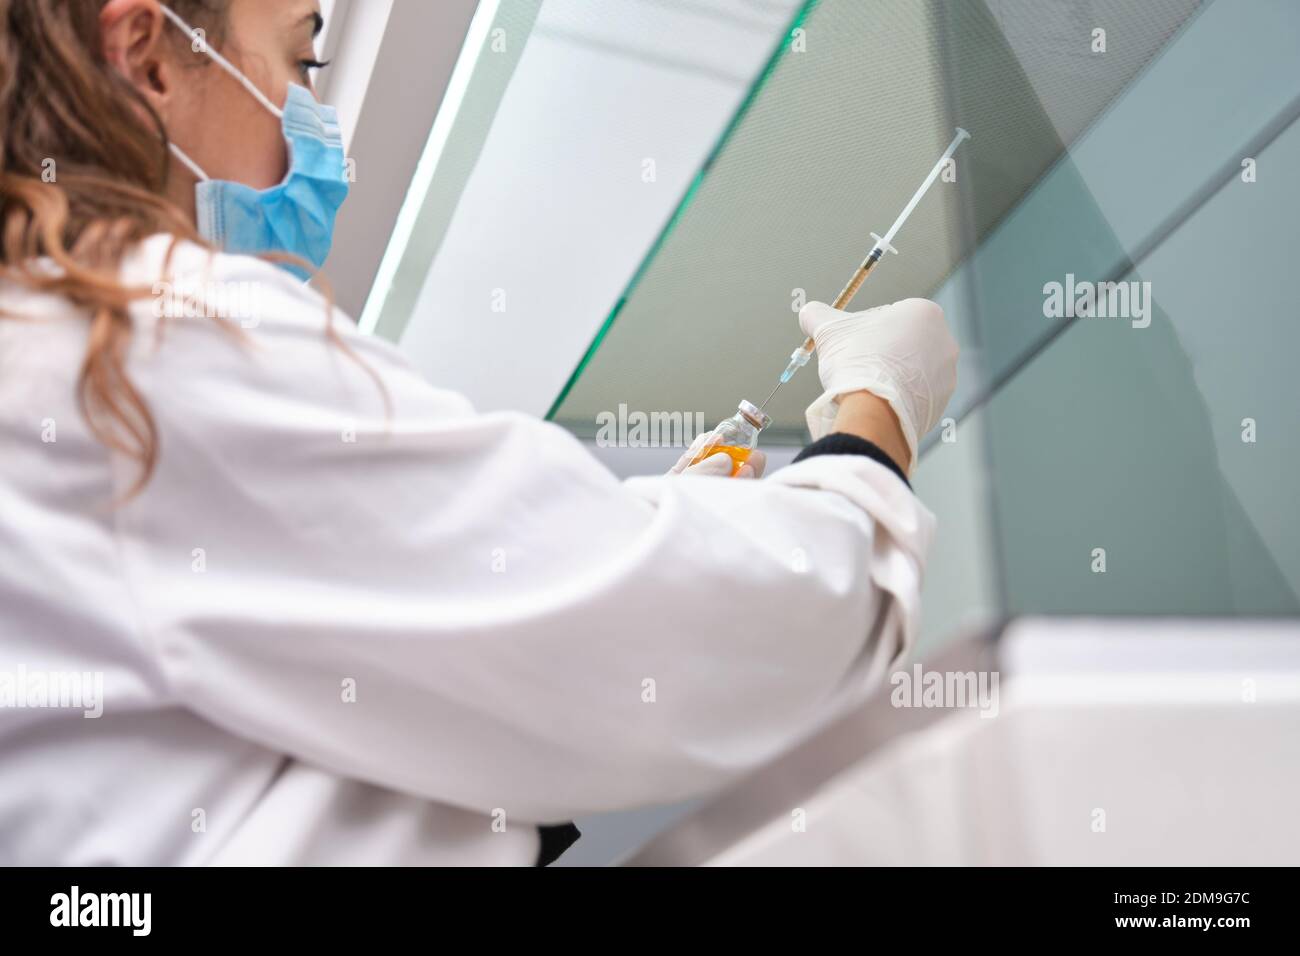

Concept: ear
[[100, 0, 172, 113]]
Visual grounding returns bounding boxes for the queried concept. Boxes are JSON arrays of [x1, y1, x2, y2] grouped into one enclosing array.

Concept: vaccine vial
[[689, 400, 772, 477]]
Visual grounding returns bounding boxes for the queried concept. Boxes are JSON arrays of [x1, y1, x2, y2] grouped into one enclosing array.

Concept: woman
[[0, 0, 958, 865]]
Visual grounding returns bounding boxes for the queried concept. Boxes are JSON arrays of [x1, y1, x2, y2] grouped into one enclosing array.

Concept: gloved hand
[[799, 298, 959, 467], [669, 431, 767, 479]]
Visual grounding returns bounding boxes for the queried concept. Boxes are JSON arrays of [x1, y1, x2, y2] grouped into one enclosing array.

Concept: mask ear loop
[[168, 142, 210, 182], [158, 5, 285, 119]]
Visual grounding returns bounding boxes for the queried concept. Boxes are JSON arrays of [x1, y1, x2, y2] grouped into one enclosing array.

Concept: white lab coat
[[0, 235, 935, 865]]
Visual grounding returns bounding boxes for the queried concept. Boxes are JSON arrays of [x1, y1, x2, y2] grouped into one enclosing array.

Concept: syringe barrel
[[777, 128, 968, 385], [831, 247, 884, 311], [792, 248, 886, 357]]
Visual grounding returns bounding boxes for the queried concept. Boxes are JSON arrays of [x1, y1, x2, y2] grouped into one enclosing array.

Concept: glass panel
[[983, 114, 1300, 616], [963, 0, 1300, 615], [545, 0, 1300, 620], [909, 401, 1002, 655], [548, 0, 1202, 440]]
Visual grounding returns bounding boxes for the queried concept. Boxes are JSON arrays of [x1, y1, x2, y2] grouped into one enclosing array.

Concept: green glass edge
[[543, 0, 823, 422]]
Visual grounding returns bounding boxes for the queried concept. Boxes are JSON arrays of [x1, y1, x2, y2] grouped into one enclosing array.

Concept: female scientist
[[0, 0, 958, 865]]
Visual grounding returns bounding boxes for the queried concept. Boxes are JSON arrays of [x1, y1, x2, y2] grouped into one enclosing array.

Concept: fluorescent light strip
[[358, 0, 503, 335]]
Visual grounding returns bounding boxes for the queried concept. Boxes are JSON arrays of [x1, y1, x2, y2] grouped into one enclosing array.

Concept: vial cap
[[738, 400, 771, 431]]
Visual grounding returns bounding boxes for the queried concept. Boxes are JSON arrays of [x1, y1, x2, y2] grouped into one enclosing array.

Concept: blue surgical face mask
[[160, 6, 350, 278]]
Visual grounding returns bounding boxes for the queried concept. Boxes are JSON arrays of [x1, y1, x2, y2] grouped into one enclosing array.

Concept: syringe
[[759, 127, 970, 410]]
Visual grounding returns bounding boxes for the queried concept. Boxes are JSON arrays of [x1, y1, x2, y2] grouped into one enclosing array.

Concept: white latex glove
[[668, 431, 767, 479], [799, 298, 959, 465]]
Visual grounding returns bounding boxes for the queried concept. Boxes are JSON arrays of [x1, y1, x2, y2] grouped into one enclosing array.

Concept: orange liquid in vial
[[689, 444, 752, 476]]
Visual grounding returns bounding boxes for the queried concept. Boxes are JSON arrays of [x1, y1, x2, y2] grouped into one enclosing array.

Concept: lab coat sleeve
[[116, 247, 936, 823]]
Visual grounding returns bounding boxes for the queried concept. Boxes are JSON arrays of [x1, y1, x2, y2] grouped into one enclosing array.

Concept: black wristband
[[791, 433, 911, 489], [535, 822, 581, 866]]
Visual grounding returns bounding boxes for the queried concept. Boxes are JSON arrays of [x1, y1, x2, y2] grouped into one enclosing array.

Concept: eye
[[298, 58, 330, 82]]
